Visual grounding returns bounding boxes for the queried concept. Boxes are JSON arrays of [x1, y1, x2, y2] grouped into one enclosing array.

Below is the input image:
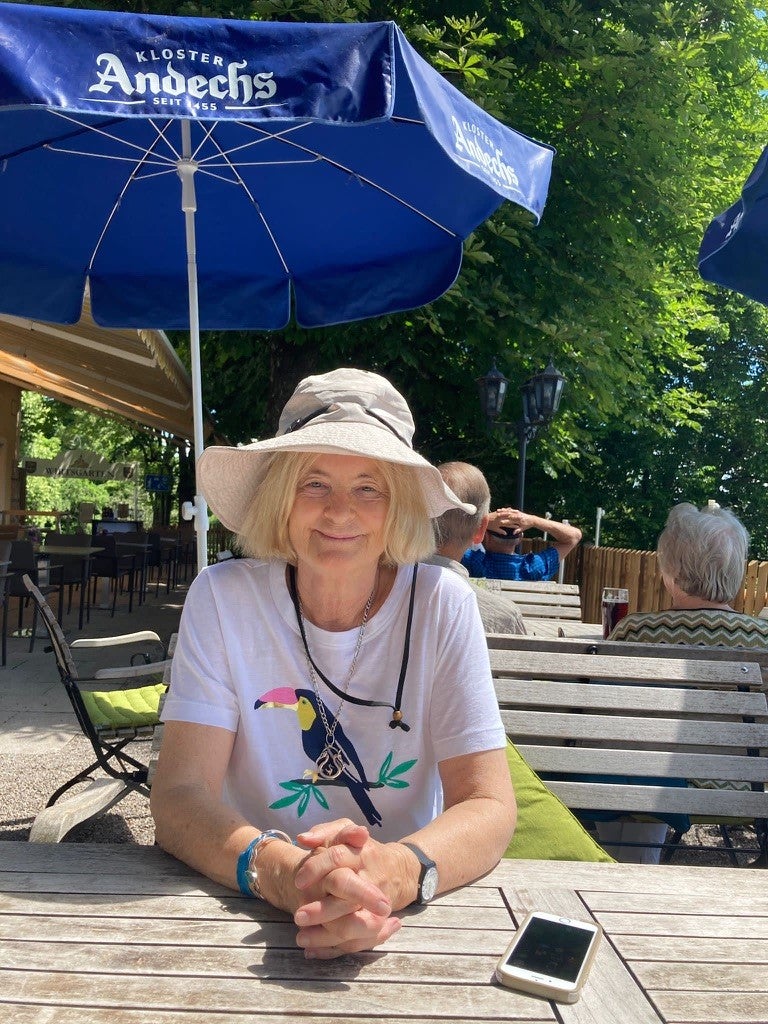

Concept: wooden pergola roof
[[0, 297, 203, 440]]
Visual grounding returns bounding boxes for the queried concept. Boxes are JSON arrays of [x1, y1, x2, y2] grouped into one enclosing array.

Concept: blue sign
[[145, 474, 171, 493]]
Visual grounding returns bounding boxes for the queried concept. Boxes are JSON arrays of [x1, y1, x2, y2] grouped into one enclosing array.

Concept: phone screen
[[505, 917, 595, 983]]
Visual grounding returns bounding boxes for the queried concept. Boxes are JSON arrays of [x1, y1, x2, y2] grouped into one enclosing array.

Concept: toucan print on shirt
[[254, 686, 415, 826]]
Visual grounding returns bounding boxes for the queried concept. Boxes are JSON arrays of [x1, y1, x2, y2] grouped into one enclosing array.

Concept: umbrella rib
[[45, 110, 179, 165], [202, 130, 290, 275], [237, 122, 457, 237], [192, 122, 312, 166], [86, 135, 176, 273], [45, 145, 174, 168]]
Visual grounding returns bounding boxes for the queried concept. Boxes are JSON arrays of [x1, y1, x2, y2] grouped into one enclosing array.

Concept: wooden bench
[[489, 648, 768, 860], [496, 579, 583, 620], [487, 633, 768, 688]]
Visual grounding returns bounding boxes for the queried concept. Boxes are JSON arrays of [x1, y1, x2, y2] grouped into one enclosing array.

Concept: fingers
[[297, 820, 368, 851], [293, 825, 393, 928], [294, 835, 373, 893], [297, 910, 402, 959], [295, 858, 391, 918]]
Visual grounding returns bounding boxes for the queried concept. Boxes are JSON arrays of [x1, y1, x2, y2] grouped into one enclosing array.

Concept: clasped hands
[[487, 507, 528, 537], [290, 818, 412, 959]]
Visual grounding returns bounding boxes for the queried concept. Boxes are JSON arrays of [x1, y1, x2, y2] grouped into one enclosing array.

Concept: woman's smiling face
[[287, 453, 390, 575]]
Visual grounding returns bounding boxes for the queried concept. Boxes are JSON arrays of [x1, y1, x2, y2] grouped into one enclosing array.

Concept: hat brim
[[198, 421, 475, 533]]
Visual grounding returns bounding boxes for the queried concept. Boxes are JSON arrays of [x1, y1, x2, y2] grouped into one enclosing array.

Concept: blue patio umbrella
[[0, 2, 554, 570], [699, 145, 768, 305]]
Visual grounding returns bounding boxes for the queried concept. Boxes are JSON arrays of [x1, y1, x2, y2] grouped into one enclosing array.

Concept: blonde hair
[[237, 451, 435, 566], [433, 462, 490, 549], [657, 502, 749, 603]]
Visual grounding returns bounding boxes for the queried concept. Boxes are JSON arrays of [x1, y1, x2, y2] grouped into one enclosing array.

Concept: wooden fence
[[579, 545, 768, 624]]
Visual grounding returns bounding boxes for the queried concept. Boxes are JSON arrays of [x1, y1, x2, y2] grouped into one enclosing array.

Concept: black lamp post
[[476, 358, 566, 511]]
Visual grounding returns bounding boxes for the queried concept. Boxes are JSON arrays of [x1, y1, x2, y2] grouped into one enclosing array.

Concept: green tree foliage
[[20, 392, 181, 527], [552, 295, 768, 556], [34, 2, 768, 551]]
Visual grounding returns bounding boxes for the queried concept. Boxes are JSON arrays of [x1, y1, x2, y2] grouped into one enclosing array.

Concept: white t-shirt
[[163, 558, 505, 842]]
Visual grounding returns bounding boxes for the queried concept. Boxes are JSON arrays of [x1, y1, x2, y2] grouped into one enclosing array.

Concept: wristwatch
[[402, 842, 438, 904]]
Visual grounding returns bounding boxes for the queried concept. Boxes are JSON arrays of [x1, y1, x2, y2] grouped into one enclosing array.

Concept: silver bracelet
[[245, 828, 293, 900]]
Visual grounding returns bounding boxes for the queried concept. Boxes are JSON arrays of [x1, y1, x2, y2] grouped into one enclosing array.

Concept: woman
[[151, 368, 515, 959], [601, 501, 768, 863], [609, 502, 768, 647]]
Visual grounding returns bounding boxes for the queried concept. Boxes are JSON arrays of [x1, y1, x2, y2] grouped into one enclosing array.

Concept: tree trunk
[[265, 337, 321, 432]]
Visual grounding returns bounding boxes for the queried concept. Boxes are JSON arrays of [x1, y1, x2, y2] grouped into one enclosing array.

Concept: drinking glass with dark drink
[[601, 587, 629, 639]]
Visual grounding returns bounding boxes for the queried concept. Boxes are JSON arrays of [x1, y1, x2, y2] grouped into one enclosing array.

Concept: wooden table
[[40, 545, 103, 630], [0, 842, 764, 1023]]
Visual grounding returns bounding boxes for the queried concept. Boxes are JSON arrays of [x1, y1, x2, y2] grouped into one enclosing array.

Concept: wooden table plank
[[587, 913, 768, 940], [0, 941, 502, 982], [614, 935, 768, 963], [649, 992, 768, 1024], [634, 962, 768, 991], [1, 1012, 553, 1024], [0, 971, 552, 1019]]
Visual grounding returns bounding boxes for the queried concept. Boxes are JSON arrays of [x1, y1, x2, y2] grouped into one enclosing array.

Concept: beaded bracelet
[[236, 829, 293, 899]]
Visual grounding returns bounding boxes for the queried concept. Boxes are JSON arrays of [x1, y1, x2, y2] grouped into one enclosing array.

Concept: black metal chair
[[22, 574, 172, 839], [146, 531, 178, 596], [0, 539, 11, 666], [90, 534, 137, 617], [3, 540, 62, 654]]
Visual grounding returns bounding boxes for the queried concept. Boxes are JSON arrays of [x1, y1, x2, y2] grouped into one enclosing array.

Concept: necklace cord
[[288, 563, 414, 730]]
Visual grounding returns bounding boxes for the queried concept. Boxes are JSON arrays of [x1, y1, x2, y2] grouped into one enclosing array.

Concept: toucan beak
[[254, 699, 298, 711]]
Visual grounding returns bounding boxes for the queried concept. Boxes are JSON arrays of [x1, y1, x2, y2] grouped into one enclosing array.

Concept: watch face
[[421, 866, 438, 902]]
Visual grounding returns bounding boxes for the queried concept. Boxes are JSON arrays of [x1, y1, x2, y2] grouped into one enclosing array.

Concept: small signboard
[[145, 474, 171, 493], [24, 450, 137, 481]]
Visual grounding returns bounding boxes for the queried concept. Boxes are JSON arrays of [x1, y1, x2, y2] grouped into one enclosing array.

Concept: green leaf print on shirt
[[268, 753, 417, 818]]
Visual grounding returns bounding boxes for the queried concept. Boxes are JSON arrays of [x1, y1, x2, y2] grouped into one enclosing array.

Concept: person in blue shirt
[[461, 507, 582, 581]]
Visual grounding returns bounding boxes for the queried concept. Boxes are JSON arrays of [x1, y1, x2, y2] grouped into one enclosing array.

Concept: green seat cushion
[[504, 740, 614, 862], [81, 682, 166, 730]]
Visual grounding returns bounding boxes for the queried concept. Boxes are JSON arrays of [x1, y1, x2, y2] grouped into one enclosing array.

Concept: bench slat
[[546, 781, 768, 818], [501, 591, 581, 607], [498, 580, 580, 595], [496, 678, 768, 715], [490, 649, 762, 688], [515, 604, 583, 619], [500, 709, 768, 748], [516, 743, 768, 783], [486, 634, 768, 683]]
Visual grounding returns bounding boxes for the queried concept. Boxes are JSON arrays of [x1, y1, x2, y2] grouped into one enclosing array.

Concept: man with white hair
[[431, 462, 526, 635]]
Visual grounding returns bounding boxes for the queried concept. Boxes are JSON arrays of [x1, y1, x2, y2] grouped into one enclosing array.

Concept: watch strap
[[402, 841, 437, 904]]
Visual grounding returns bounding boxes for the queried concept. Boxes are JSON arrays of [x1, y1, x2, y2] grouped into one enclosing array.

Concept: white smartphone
[[495, 911, 602, 1004]]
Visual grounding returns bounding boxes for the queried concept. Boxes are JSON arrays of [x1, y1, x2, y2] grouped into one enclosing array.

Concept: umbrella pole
[[179, 120, 209, 575]]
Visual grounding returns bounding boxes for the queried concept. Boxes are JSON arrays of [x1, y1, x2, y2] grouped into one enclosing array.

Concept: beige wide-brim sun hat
[[198, 368, 475, 534]]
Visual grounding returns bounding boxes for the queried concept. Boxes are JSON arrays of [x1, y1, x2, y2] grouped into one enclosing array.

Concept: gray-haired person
[[430, 462, 526, 635], [609, 502, 768, 647], [601, 500, 768, 864]]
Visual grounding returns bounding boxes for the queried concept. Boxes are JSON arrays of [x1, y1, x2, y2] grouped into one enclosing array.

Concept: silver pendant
[[316, 745, 344, 780]]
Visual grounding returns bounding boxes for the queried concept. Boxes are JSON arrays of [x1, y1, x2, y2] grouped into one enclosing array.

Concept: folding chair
[[22, 574, 173, 841]]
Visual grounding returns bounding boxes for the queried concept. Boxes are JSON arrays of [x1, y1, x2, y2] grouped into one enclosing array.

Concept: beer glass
[[601, 587, 629, 639]]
